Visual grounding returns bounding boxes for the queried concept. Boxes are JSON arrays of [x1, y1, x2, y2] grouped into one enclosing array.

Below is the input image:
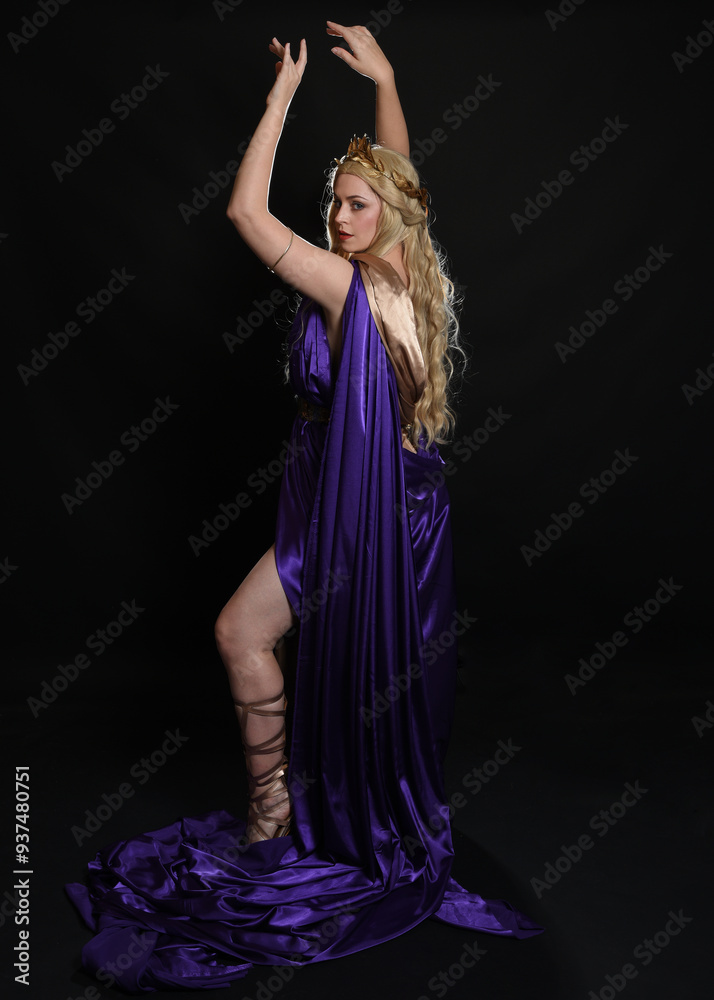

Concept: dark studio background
[[1, 1, 712, 997]]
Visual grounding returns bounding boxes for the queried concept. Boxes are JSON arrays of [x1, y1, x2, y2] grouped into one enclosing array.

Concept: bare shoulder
[[270, 232, 355, 314], [227, 211, 356, 316]]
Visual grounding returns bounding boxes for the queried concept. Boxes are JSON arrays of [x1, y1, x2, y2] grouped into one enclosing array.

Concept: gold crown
[[334, 134, 429, 212]]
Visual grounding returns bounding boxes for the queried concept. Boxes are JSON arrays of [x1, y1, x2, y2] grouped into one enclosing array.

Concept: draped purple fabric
[[65, 261, 542, 993]]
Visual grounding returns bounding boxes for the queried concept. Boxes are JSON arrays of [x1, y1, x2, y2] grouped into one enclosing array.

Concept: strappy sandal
[[233, 691, 292, 841]]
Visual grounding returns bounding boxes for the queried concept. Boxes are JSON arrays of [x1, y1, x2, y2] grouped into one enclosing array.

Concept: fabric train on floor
[[66, 257, 543, 992]]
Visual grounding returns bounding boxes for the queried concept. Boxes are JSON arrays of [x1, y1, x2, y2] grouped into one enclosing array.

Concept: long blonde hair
[[325, 145, 464, 450]]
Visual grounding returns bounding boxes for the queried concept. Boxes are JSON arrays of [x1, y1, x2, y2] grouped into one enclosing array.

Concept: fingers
[[282, 40, 307, 72], [325, 20, 356, 35], [268, 39, 285, 72], [326, 20, 372, 40], [326, 21, 379, 69], [327, 21, 357, 62], [269, 36, 307, 67], [330, 46, 355, 66], [295, 37, 308, 71]]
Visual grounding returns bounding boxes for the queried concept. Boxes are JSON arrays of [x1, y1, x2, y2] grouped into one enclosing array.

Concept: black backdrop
[[2, 2, 712, 998]]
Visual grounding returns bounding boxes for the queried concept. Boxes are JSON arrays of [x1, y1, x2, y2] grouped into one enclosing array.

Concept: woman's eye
[[352, 202, 364, 210]]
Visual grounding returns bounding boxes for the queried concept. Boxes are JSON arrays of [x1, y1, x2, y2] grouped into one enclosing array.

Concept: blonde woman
[[215, 21, 463, 847], [66, 21, 541, 992]]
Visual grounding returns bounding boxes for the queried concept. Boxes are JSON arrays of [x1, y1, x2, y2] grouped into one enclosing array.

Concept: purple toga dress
[[65, 256, 542, 992]]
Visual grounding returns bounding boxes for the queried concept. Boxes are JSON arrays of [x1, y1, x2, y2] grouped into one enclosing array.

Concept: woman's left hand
[[326, 21, 393, 85], [266, 36, 307, 109]]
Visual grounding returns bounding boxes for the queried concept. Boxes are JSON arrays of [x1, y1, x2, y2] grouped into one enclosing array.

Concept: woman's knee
[[214, 598, 283, 667], [215, 619, 261, 688], [214, 544, 294, 664], [214, 606, 236, 659]]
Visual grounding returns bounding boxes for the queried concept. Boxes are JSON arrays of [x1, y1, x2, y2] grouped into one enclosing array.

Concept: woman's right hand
[[265, 36, 307, 110]]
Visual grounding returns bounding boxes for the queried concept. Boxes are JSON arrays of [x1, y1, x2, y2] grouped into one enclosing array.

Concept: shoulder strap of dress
[[351, 253, 427, 427]]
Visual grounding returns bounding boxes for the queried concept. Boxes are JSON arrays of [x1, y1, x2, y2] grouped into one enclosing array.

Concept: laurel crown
[[334, 134, 429, 212]]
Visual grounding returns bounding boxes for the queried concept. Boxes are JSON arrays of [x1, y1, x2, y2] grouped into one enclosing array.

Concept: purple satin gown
[[65, 260, 542, 992]]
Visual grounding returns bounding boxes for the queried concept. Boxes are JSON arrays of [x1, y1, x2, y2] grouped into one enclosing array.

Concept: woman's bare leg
[[214, 543, 298, 841]]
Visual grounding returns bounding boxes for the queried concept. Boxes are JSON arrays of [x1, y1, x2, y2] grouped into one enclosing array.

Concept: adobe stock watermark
[[7, 0, 71, 54], [0, 886, 24, 930], [223, 289, 289, 351], [27, 599, 146, 717], [231, 904, 361, 1000], [363, 0, 408, 38], [672, 18, 714, 73], [51, 66, 170, 181], [17, 266, 136, 385], [403, 739, 522, 856], [213, 0, 243, 20], [396, 405, 512, 522], [216, 769, 319, 862], [360, 608, 478, 727], [59, 932, 154, 997], [554, 245, 673, 362], [234, 569, 352, 682], [330, 1, 408, 41], [681, 348, 714, 405], [61, 396, 180, 514], [93, 931, 153, 995], [544, 0, 586, 32], [530, 779, 648, 898], [410, 75, 502, 167], [0, 557, 19, 585], [179, 114, 297, 224], [70, 729, 189, 845], [450, 406, 512, 461], [586, 908, 693, 1000], [510, 115, 629, 234], [275, 569, 351, 644], [691, 699, 714, 738], [564, 577, 683, 694], [520, 448, 639, 566], [187, 439, 305, 555], [416, 939, 487, 1000]]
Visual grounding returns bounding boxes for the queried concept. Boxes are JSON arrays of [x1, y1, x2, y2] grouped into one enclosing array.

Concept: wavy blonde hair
[[325, 145, 464, 450]]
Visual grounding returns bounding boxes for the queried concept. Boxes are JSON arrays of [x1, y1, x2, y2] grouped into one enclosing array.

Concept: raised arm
[[226, 37, 353, 309], [327, 21, 409, 157]]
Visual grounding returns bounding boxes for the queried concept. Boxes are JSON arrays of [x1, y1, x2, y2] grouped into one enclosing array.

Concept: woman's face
[[332, 173, 382, 252]]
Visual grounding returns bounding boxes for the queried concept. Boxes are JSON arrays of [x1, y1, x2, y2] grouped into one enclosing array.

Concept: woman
[[66, 22, 542, 993], [216, 21, 462, 845]]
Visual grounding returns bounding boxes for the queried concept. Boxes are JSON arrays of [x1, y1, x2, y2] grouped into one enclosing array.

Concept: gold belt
[[296, 396, 331, 423], [296, 395, 413, 433]]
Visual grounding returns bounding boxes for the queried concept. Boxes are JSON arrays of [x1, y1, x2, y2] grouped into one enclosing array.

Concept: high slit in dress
[[65, 253, 543, 993]]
